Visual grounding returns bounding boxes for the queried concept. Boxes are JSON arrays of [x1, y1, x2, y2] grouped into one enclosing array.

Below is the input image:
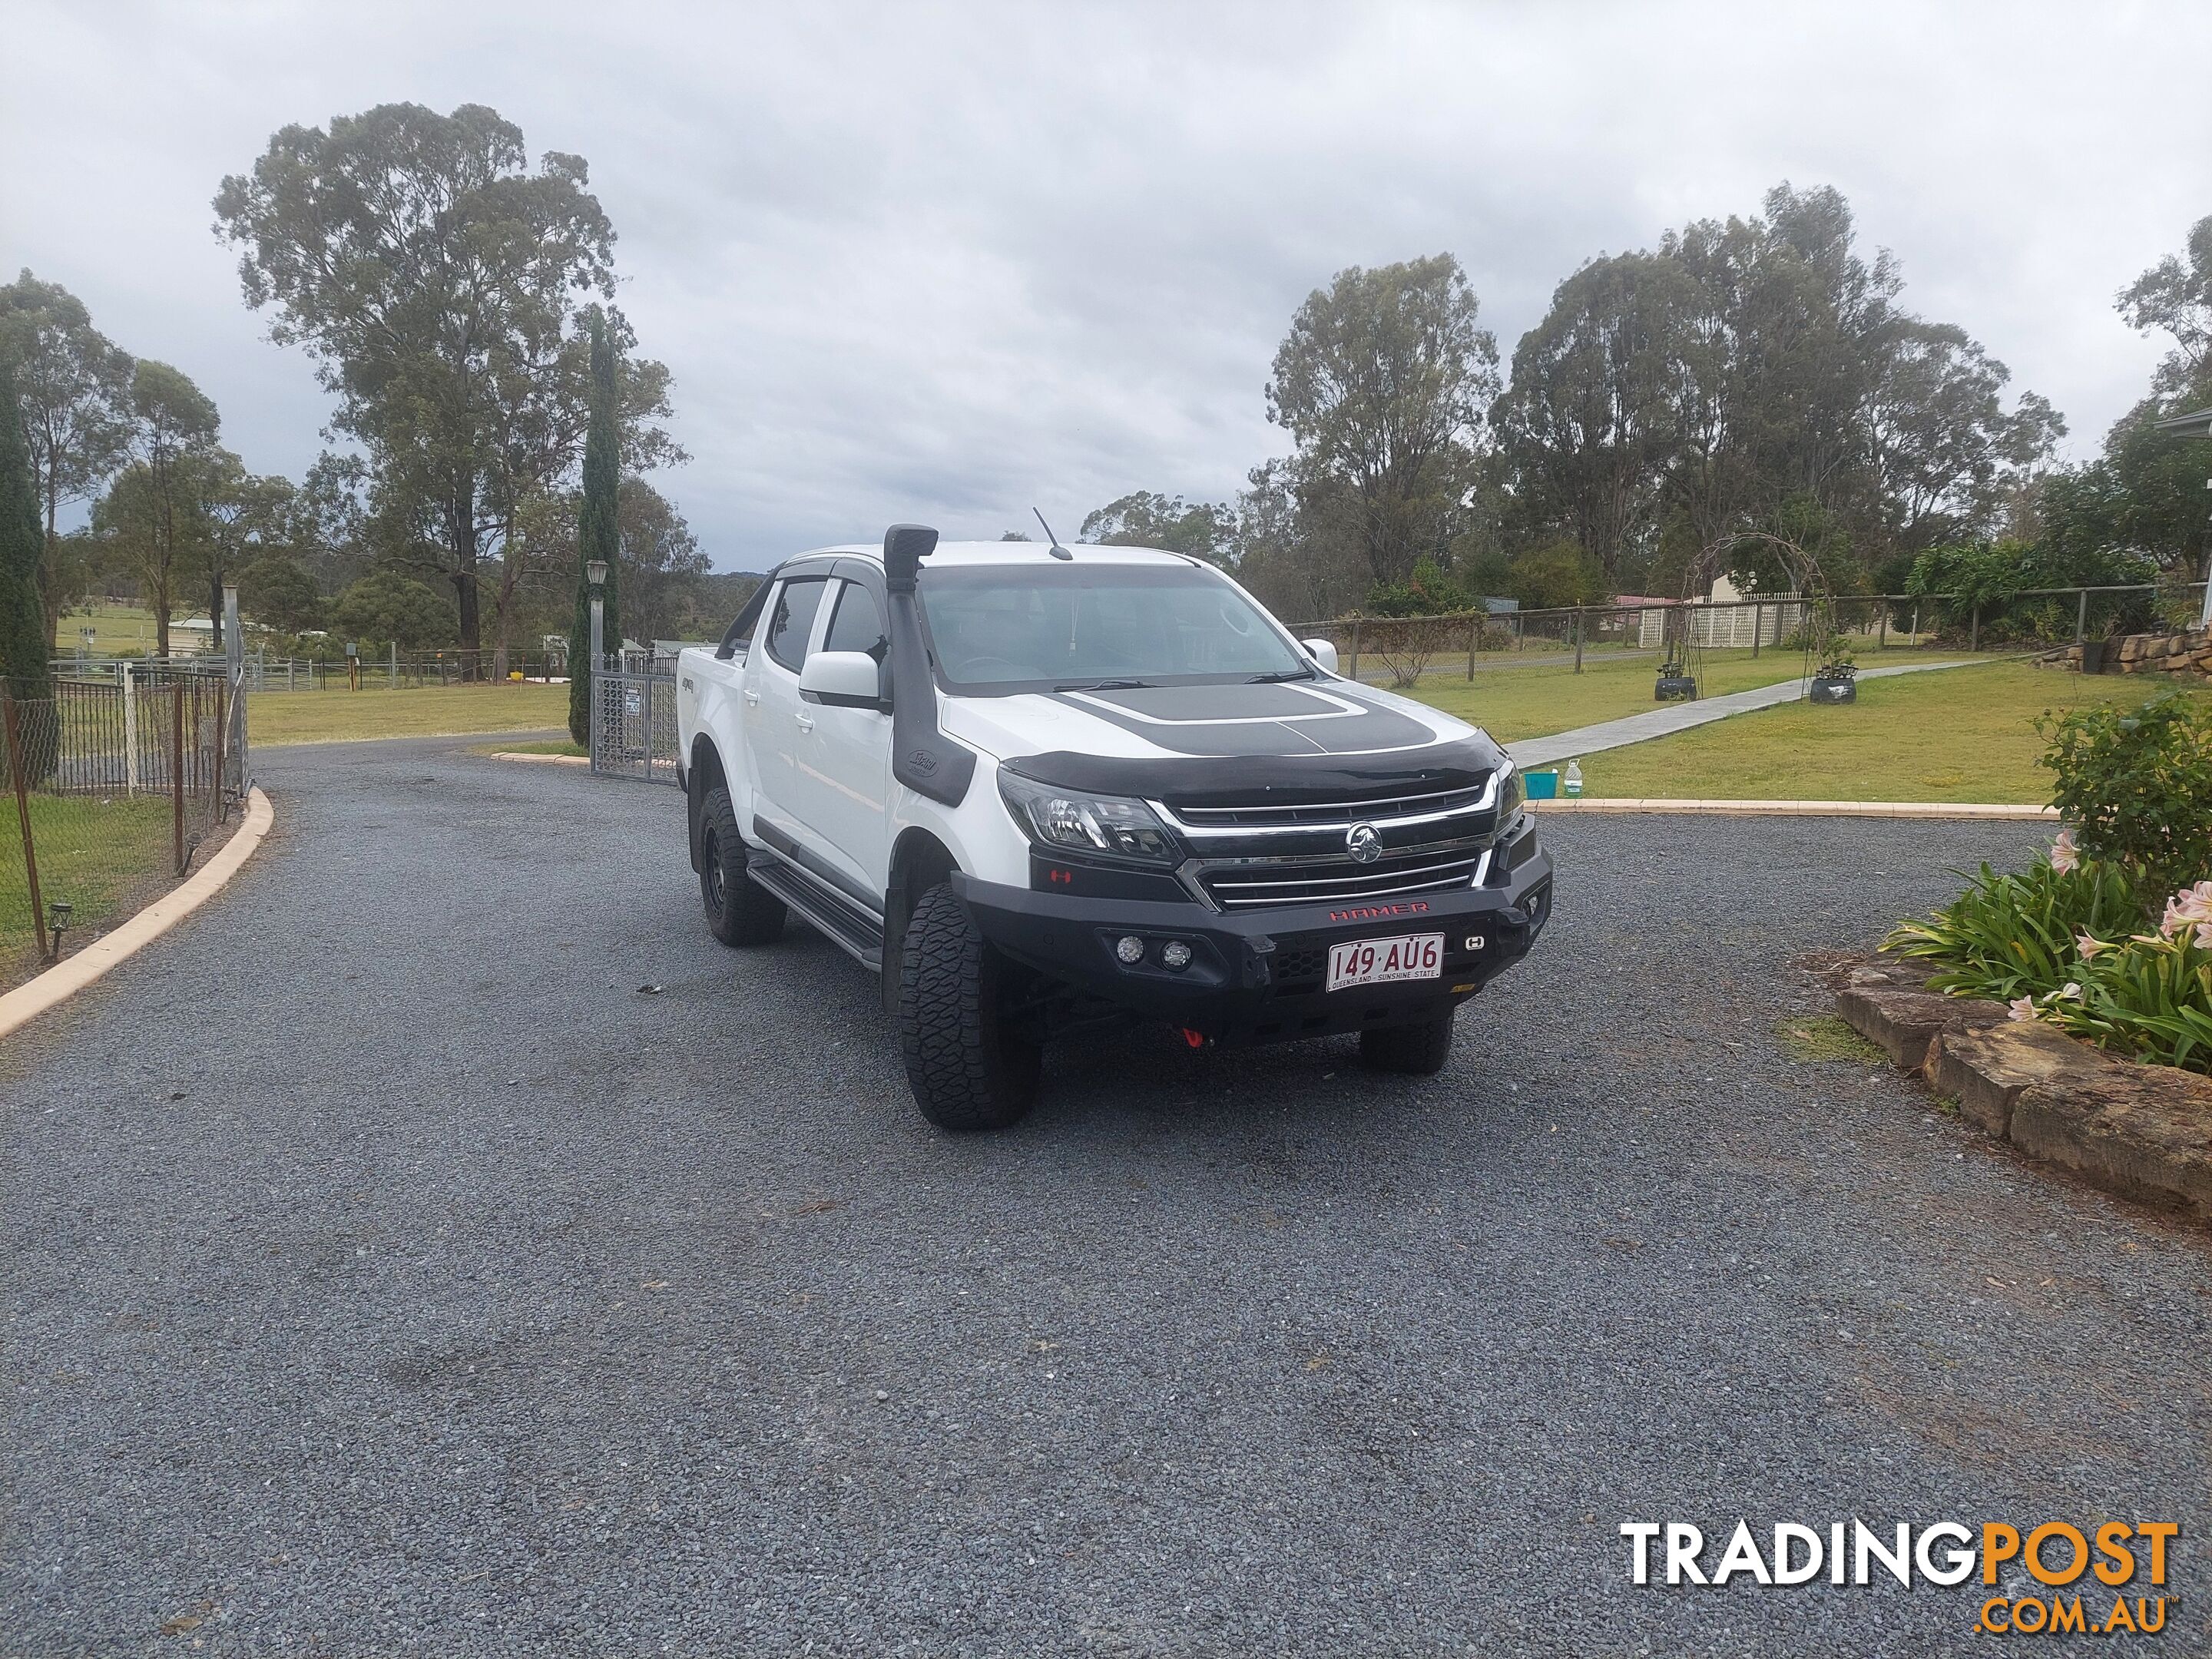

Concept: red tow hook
[[1181, 1028, 1207, 1049]]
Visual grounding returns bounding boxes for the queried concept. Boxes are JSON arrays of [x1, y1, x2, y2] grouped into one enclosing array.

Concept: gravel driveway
[[5, 735, 2206, 1657]]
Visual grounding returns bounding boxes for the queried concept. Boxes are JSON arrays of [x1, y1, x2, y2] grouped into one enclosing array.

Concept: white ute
[[677, 525, 1552, 1130]]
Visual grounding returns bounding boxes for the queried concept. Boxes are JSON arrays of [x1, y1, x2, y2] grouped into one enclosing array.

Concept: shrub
[[1883, 856, 2144, 1001], [2037, 691, 2212, 901]]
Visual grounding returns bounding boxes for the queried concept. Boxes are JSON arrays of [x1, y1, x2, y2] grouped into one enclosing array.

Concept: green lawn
[[251, 683, 571, 746], [2, 794, 176, 970], [1403, 647, 1965, 744], [1559, 661, 2210, 803], [54, 602, 177, 655]]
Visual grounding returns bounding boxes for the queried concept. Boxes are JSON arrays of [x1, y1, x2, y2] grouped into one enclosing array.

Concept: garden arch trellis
[[1657, 532, 1840, 700]]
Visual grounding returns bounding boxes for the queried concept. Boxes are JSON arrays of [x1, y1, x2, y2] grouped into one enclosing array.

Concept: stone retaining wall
[[2038, 627, 2211, 680], [1833, 955, 2212, 1224]]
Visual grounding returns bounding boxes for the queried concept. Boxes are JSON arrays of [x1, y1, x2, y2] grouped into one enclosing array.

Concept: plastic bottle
[[1563, 760, 1584, 798]]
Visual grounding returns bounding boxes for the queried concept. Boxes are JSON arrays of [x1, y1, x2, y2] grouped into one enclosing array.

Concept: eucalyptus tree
[[1491, 251, 1695, 580], [91, 361, 221, 657], [1078, 491, 1236, 562], [0, 272, 134, 644], [2039, 214, 2212, 584], [1495, 183, 2060, 598], [214, 103, 678, 670], [1266, 254, 1499, 588]]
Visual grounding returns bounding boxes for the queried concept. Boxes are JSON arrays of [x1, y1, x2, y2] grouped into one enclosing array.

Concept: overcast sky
[[7, 1, 2208, 571]]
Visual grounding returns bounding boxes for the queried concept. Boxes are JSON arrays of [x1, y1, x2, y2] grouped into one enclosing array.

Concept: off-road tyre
[[897, 882, 1041, 1131], [1359, 1010, 1457, 1075], [698, 785, 786, 946]]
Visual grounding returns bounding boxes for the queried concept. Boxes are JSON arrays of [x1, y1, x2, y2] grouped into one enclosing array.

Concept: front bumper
[[951, 842, 1553, 1046]]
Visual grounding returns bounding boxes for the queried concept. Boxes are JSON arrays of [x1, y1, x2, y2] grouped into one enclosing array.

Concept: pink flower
[[2048, 829, 2080, 873], [2058, 982, 2084, 1001], [2161, 881, 2212, 939], [2075, 932, 2108, 960], [2008, 995, 2038, 1022]]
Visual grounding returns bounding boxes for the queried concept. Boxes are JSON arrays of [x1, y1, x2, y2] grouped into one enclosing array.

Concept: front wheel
[[698, 786, 786, 946], [896, 883, 1040, 1131], [1359, 1009, 1457, 1075]]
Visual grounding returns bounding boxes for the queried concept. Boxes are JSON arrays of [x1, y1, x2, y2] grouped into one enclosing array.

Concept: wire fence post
[[122, 660, 137, 796], [213, 677, 227, 826], [1465, 614, 1479, 680], [4, 694, 49, 962], [1970, 602, 1981, 654], [1347, 619, 1361, 683], [171, 680, 185, 876], [1573, 607, 1585, 674], [1911, 602, 1921, 646], [1877, 601, 1887, 652], [2076, 587, 2089, 644]]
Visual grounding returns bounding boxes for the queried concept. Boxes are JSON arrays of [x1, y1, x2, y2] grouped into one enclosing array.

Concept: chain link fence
[[1285, 581, 2210, 687], [56, 647, 568, 691], [2, 664, 249, 988]]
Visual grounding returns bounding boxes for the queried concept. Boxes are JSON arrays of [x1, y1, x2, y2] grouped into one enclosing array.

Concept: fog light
[[1115, 935, 1145, 964], [1161, 939, 1193, 970]]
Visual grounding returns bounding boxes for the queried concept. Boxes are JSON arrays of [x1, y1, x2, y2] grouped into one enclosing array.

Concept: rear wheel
[[897, 883, 1041, 1131], [698, 785, 785, 946], [1359, 1009, 1457, 1075]]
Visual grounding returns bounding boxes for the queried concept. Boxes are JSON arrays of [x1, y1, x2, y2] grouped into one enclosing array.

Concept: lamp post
[[586, 558, 608, 770], [587, 558, 608, 666]]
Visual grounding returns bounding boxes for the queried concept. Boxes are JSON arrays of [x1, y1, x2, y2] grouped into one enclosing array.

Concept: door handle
[[795, 713, 815, 732], [743, 688, 760, 705]]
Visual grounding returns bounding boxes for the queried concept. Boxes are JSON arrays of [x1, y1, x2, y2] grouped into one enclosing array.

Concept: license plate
[[1326, 932, 1443, 992]]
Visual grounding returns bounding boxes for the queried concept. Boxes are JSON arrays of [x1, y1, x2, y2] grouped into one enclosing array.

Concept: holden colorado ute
[[675, 525, 1552, 1131]]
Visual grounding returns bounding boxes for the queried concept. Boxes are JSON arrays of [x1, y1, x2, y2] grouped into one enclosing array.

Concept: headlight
[[998, 772, 1179, 865], [1492, 759, 1521, 817]]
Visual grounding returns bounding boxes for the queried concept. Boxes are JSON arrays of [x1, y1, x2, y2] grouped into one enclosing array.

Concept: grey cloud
[[5, 0, 2206, 570]]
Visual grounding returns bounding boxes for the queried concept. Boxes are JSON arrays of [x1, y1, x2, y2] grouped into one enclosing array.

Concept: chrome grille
[[1168, 781, 1491, 832], [1157, 776, 1502, 845], [1197, 843, 1493, 911], [1160, 772, 1510, 912]]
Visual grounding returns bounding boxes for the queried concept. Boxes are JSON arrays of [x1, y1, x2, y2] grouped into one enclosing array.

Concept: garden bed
[[1832, 953, 2212, 1224]]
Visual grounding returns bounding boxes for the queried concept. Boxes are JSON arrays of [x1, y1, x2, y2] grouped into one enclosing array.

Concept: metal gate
[[589, 660, 680, 786]]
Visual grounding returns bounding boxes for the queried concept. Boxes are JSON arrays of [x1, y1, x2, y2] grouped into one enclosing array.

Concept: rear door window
[[763, 577, 829, 673]]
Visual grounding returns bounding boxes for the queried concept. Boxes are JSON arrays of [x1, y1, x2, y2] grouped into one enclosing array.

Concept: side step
[[746, 852, 885, 972]]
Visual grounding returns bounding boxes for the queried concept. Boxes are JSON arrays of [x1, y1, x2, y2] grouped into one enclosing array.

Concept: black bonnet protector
[[1000, 727, 1506, 807]]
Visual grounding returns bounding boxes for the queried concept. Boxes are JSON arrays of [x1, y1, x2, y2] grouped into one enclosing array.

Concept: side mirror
[[799, 650, 886, 710], [1301, 637, 1340, 675]]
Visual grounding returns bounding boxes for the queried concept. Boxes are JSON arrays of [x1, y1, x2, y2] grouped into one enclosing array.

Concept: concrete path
[[1508, 656, 1993, 769], [5, 733, 2206, 1654]]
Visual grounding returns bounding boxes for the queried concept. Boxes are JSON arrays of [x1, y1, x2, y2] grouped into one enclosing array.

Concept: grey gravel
[[4, 733, 2207, 1657]]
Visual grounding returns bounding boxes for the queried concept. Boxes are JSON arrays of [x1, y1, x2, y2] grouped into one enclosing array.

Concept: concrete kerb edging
[[0, 786, 274, 1041], [1529, 798, 2058, 820], [486, 751, 589, 767], [1833, 955, 2212, 1225]]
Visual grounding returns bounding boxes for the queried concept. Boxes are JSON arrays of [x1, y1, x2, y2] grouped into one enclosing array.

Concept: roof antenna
[[1034, 508, 1075, 560]]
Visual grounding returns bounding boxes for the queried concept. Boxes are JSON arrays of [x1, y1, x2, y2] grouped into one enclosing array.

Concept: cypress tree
[[568, 313, 622, 747], [0, 356, 53, 703]]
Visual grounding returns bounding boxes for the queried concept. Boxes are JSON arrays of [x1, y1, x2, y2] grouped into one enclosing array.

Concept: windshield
[[919, 564, 1308, 691]]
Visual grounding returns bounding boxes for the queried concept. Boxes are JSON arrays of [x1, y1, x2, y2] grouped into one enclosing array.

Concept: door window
[[823, 581, 887, 659], [763, 577, 829, 673]]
